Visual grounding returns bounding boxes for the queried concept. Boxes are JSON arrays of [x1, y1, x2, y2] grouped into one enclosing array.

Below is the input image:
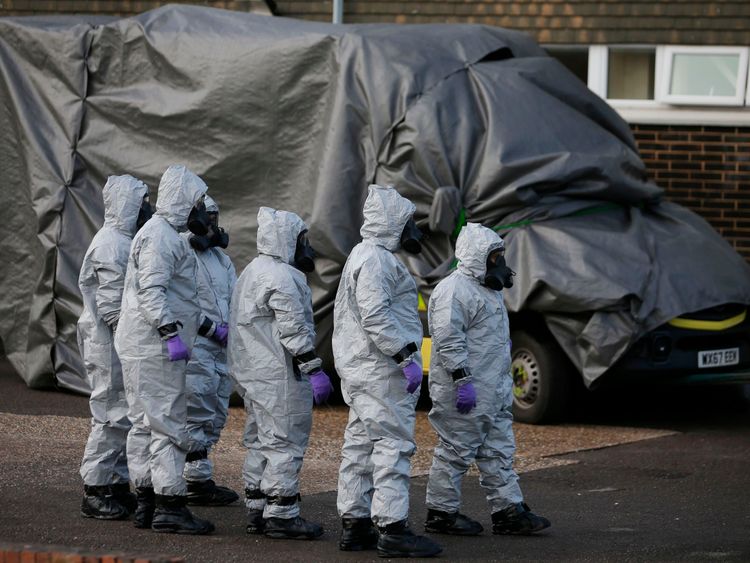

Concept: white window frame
[[545, 44, 750, 126], [658, 45, 749, 106], [588, 45, 659, 106]]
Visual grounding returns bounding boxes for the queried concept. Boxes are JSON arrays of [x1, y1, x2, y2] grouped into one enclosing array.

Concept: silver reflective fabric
[[426, 223, 522, 514], [334, 185, 423, 526], [227, 207, 317, 519], [183, 196, 237, 482], [78, 175, 147, 486], [114, 165, 207, 496]]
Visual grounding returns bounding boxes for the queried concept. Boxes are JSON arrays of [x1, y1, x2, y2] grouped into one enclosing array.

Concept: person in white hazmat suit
[[228, 207, 333, 540], [333, 184, 442, 558], [180, 195, 240, 506], [115, 164, 215, 535], [424, 223, 550, 536], [78, 174, 151, 520]]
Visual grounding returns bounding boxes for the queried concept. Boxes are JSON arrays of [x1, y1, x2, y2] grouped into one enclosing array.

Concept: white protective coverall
[[115, 165, 207, 497], [333, 184, 423, 527], [227, 207, 320, 519], [182, 195, 237, 482], [78, 175, 148, 486], [425, 222, 523, 514]]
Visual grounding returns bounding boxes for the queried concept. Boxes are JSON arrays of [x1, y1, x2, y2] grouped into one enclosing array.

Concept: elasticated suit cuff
[[294, 350, 322, 375], [451, 368, 473, 387], [101, 311, 120, 326], [157, 321, 181, 341], [393, 342, 419, 366], [198, 316, 217, 338]]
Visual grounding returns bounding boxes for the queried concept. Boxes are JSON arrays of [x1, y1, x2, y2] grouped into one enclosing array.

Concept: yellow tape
[[421, 337, 432, 375], [668, 309, 746, 331], [418, 292, 427, 312]]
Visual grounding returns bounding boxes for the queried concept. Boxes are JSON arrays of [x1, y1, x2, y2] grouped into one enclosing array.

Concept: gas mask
[[293, 231, 316, 273], [136, 195, 153, 231], [187, 198, 210, 236], [400, 217, 423, 255], [189, 211, 229, 251], [483, 249, 515, 290]]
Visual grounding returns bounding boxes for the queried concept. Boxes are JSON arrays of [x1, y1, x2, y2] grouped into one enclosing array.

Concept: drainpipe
[[333, 0, 343, 23]]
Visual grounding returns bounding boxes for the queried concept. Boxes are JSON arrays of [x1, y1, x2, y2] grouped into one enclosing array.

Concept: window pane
[[670, 54, 740, 97], [607, 49, 655, 99], [545, 48, 588, 85]]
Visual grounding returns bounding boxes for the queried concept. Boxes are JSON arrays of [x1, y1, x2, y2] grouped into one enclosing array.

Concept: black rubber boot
[[377, 520, 443, 558], [491, 503, 551, 535], [245, 488, 266, 535], [246, 509, 265, 535], [80, 485, 129, 520], [339, 517, 379, 551], [133, 486, 156, 529], [425, 508, 484, 536], [264, 516, 324, 540], [151, 494, 215, 535], [186, 479, 240, 506], [111, 483, 138, 514]]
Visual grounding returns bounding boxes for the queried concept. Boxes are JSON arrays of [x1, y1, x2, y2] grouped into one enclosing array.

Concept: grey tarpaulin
[[1, 5, 749, 391]]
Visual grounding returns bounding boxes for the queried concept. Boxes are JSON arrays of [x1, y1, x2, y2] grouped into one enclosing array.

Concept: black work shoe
[[186, 479, 240, 506], [425, 508, 484, 536], [264, 516, 324, 540], [111, 483, 138, 514], [377, 520, 443, 558], [133, 486, 156, 529], [339, 517, 379, 551], [491, 503, 551, 535], [80, 485, 129, 520], [246, 509, 265, 535], [151, 494, 215, 535]]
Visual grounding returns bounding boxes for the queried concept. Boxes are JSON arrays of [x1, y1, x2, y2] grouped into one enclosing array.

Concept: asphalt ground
[[1, 358, 749, 562]]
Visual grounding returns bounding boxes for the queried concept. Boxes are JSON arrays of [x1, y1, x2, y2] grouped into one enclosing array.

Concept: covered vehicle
[[0, 5, 749, 417]]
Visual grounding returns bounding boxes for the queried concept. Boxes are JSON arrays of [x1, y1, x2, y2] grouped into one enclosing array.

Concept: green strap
[[451, 207, 467, 239], [450, 202, 638, 269], [492, 203, 625, 232]]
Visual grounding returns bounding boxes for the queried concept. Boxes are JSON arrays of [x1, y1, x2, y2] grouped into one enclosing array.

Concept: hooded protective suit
[[182, 195, 237, 482], [227, 207, 319, 519], [425, 223, 522, 514], [333, 184, 423, 527], [78, 175, 148, 487], [115, 165, 207, 497]]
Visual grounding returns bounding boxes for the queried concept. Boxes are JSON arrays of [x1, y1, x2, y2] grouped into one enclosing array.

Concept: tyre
[[510, 329, 572, 424]]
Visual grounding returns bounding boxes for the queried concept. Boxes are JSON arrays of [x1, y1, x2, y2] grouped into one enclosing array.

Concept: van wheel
[[510, 330, 571, 424]]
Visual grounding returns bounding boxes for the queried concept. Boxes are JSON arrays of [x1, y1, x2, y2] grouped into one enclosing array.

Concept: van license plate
[[698, 348, 739, 368]]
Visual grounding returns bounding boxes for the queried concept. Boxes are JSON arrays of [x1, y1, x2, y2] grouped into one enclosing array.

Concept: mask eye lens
[[488, 249, 503, 265]]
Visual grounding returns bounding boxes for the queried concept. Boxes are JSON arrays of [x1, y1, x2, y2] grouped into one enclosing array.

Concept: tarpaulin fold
[[1, 5, 748, 391]]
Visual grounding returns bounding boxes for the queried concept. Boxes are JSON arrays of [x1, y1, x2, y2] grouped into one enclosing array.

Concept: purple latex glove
[[402, 361, 423, 394], [455, 381, 477, 414], [212, 323, 229, 347], [309, 369, 334, 405], [166, 334, 190, 361]]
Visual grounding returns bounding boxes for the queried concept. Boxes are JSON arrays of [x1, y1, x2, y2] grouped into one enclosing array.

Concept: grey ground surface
[[1, 357, 748, 561]]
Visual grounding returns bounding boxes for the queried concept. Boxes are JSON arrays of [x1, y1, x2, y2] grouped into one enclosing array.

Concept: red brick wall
[[271, 1, 750, 45], [0, 0, 267, 16], [634, 124, 750, 262], [5, 1, 750, 45]]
